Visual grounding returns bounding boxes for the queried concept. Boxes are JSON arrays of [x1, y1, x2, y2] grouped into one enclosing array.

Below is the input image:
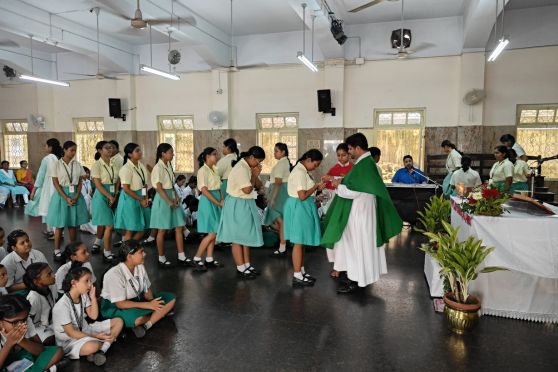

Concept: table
[[424, 197, 558, 323], [386, 183, 442, 225]]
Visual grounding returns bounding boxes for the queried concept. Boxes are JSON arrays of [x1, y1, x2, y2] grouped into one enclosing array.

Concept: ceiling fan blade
[[0, 40, 19, 48], [102, 76, 121, 80], [349, 0, 384, 13], [145, 19, 177, 25], [237, 63, 268, 70], [65, 72, 96, 77]]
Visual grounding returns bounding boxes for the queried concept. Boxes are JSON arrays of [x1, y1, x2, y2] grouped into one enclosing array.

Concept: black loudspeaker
[[108, 98, 121, 118], [317, 89, 331, 113]]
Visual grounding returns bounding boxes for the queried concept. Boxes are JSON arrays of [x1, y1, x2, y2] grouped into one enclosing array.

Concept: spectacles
[[2, 318, 27, 326]]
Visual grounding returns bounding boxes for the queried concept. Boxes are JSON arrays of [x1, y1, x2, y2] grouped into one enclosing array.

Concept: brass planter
[[443, 294, 481, 335]]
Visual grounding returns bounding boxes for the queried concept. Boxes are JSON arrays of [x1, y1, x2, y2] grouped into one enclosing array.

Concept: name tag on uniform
[[69, 185, 75, 193], [141, 188, 147, 196], [109, 185, 116, 193], [265, 180, 271, 188]]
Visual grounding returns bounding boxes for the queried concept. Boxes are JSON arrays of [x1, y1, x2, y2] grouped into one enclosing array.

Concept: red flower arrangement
[[460, 183, 509, 217]]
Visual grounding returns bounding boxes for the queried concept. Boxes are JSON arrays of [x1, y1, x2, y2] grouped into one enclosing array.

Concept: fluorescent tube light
[[140, 64, 180, 80], [297, 52, 318, 72], [487, 38, 509, 62], [19, 74, 69, 87]]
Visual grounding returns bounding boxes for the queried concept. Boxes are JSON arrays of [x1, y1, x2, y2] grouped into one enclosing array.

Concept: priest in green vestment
[[321, 133, 402, 293]]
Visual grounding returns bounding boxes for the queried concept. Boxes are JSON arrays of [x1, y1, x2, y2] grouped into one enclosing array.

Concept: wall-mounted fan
[[463, 89, 486, 105], [208, 111, 226, 127], [29, 114, 46, 129]]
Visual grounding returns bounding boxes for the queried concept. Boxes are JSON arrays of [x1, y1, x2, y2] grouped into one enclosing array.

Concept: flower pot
[[443, 293, 481, 334]]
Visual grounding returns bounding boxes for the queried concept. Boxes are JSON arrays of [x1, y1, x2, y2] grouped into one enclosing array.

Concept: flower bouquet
[[460, 183, 509, 217]]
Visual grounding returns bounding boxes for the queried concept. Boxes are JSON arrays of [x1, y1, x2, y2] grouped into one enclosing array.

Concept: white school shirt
[[446, 149, 462, 172], [489, 159, 514, 183], [100, 263, 151, 303], [55, 261, 96, 293], [1, 250, 48, 287], [52, 293, 91, 344], [513, 160, 531, 183], [450, 168, 482, 188], [0, 287, 7, 295], [0, 246, 6, 262], [81, 179, 93, 198], [512, 142, 526, 158], [48, 159, 86, 187], [151, 160, 175, 190], [27, 286, 57, 331], [270, 157, 291, 183], [217, 153, 238, 180], [227, 159, 257, 199], [288, 162, 315, 198]]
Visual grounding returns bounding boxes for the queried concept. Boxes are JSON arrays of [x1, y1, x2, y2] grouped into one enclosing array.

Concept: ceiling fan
[[386, 0, 433, 60], [349, 0, 399, 13], [66, 8, 120, 80], [94, 0, 195, 30]]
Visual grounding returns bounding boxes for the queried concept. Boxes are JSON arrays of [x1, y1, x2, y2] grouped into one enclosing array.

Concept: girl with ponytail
[[191, 147, 224, 271], [149, 143, 190, 268], [264, 143, 291, 257], [284, 149, 326, 287], [441, 140, 463, 196], [216, 138, 239, 198], [216, 146, 266, 279], [25, 138, 64, 239]]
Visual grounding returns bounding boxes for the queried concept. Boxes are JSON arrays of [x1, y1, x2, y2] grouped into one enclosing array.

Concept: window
[[158, 115, 194, 173], [517, 104, 558, 179], [257, 113, 298, 174], [361, 108, 425, 182], [73, 118, 104, 168], [2, 120, 29, 166]]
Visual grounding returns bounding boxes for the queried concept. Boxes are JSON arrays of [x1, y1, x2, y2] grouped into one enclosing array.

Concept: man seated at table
[[391, 155, 427, 184]]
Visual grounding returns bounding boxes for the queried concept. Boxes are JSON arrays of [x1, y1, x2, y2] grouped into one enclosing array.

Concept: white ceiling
[[507, 0, 558, 10]]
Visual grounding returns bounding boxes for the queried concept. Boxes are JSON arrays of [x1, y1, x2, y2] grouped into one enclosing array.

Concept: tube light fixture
[[487, 38, 509, 62], [140, 64, 180, 80], [297, 52, 318, 72], [19, 74, 70, 87]]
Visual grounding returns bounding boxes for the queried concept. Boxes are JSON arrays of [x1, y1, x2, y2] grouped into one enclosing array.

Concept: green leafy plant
[[420, 221, 507, 304], [416, 194, 451, 235]]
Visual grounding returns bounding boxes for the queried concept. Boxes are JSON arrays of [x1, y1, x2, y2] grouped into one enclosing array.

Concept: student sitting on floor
[[24, 263, 57, 345], [0, 227, 6, 262], [0, 264, 8, 296], [55, 242, 96, 297], [1, 230, 48, 294], [99, 240, 176, 338], [0, 294, 65, 372], [53, 266, 123, 366], [80, 167, 97, 235]]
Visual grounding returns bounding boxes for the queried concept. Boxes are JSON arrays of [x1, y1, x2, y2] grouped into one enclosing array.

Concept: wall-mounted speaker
[[108, 98, 121, 118], [317, 89, 336, 116]]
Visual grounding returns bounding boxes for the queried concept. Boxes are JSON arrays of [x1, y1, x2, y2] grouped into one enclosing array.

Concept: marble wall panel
[[482, 125, 516, 153], [457, 126, 483, 154], [424, 127, 458, 160]]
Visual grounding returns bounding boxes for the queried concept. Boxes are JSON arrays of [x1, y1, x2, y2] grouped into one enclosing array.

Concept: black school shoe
[[177, 257, 197, 268], [247, 266, 260, 276], [236, 269, 257, 280], [158, 259, 174, 268], [292, 276, 315, 287], [193, 260, 207, 272], [205, 260, 223, 269], [336, 280, 359, 294], [303, 273, 316, 283], [269, 249, 287, 258]]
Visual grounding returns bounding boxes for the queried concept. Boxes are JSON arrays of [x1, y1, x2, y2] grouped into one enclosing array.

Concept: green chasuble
[[321, 156, 403, 248]]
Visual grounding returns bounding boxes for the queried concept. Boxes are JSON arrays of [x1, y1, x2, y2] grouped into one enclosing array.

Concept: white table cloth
[[424, 197, 558, 323]]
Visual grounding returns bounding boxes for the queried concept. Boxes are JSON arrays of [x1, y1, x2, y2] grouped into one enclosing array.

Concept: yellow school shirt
[[490, 159, 514, 182], [270, 157, 291, 182], [513, 160, 530, 183], [151, 160, 175, 189], [197, 164, 221, 191], [288, 162, 315, 198], [48, 159, 85, 186], [91, 158, 118, 185], [446, 149, 462, 172], [217, 153, 238, 180], [119, 161, 149, 191], [226, 159, 254, 199]]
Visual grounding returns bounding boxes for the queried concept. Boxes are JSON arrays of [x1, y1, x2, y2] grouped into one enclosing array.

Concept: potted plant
[[421, 221, 507, 334], [416, 194, 451, 249]]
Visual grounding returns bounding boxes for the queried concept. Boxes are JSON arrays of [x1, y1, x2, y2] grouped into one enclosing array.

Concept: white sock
[[193, 256, 202, 261], [94, 238, 103, 245], [158, 256, 167, 263], [294, 272, 304, 280], [48, 366, 57, 372], [278, 243, 286, 253], [100, 341, 111, 353], [237, 264, 246, 272], [183, 229, 190, 238], [178, 252, 186, 261], [54, 249, 61, 255], [144, 321, 153, 330], [23, 195, 29, 203], [245, 262, 251, 268], [301, 266, 306, 274], [103, 250, 113, 258], [145, 236, 155, 242], [205, 256, 214, 263]]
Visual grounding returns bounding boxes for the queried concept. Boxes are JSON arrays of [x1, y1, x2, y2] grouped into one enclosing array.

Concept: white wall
[[484, 46, 558, 126]]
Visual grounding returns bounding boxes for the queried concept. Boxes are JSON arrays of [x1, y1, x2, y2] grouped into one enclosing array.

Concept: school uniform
[[216, 159, 263, 247], [26, 286, 57, 342], [150, 160, 185, 229], [91, 158, 118, 226], [510, 159, 531, 193], [100, 263, 175, 328], [283, 162, 321, 246], [174, 183, 188, 204], [450, 168, 482, 189], [512, 142, 526, 158], [443, 149, 462, 196], [52, 293, 111, 359], [217, 153, 238, 197], [263, 157, 290, 225], [1, 250, 48, 289], [196, 163, 222, 234], [45, 158, 89, 228], [114, 161, 151, 232], [0, 287, 7, 295], [0, 246, 6, 262], [489, 159, 514, 190], [111, 153, 124, 170], [0, 317, 60, 371], [325, 162, 353, 190], [80, 179, 97, 234], [55, 261, 96, 295]]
